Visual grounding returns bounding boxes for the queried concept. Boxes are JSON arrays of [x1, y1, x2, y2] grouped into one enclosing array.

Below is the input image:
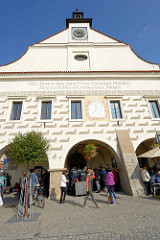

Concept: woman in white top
[[59, 170, 67, 203]]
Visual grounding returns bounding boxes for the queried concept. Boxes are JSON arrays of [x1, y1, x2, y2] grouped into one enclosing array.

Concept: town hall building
[[0, 12, 160, 199]]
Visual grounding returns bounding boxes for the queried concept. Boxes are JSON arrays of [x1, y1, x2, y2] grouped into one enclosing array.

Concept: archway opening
[[66, 152, 87, 169], [136, 138, 159, 169], [0, 144, 50, 197], [65, 139, 120, 170], [65, 139, 122, 194]]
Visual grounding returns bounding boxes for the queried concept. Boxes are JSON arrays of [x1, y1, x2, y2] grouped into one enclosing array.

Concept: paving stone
[[1, 192, 160, 239]]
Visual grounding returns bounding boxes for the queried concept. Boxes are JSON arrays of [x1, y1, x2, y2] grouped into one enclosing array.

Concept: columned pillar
[[116, 130, 144, 196], [48, 168, 66, 200]]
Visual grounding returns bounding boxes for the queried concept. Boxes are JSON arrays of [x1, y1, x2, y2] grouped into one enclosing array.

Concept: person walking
[[95, 168, 101, 193], [6, 173, 12, 194], [106, 169, 117, 205], [100, 167, 107, 190], [60, 170, 68, 203], [29, 169, 38, 203], [141, 166, 151, 195], [70, 167, 78, 196], [83, 169, 99, 208]]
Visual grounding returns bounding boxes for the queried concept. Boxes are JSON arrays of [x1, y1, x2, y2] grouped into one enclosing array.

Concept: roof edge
[[0, 70, 160, 74]]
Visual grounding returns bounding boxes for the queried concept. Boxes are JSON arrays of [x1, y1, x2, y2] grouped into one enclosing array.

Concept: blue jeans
[[107, 185, 117, 204]]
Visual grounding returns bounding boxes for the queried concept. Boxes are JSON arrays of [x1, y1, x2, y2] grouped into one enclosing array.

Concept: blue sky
[[0, 0, 160, 67]]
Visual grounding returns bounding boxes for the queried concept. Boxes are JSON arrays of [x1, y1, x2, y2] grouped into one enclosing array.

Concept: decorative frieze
[[0, 90, 160, 98]]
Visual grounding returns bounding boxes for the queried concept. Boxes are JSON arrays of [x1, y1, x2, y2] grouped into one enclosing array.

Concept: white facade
[[0, 13, 160, 198]]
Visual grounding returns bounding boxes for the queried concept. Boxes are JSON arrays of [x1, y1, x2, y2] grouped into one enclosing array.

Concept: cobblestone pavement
[[0, 192, 160, 239]]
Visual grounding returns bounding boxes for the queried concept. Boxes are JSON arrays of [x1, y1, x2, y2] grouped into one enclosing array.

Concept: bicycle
[[32, 185, 45, 208]]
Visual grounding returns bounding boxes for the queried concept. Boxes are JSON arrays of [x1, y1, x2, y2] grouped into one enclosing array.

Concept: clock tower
[[66, 10, 92, 28]]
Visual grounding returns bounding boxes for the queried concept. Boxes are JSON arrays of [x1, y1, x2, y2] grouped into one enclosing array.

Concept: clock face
[[72, 27, 88, 39]]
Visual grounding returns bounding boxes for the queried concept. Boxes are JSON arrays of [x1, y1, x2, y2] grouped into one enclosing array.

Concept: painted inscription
[[39, 81, 131, 91]]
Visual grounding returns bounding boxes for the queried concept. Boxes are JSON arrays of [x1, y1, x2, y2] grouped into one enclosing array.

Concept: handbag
[[0, 196, 3, 207]]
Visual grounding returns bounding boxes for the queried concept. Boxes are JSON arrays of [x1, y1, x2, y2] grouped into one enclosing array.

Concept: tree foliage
[[8, 131, 51, 167]]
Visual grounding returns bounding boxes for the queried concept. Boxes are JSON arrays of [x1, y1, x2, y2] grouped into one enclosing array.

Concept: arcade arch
[[65, 139, 120, 170], [0, 144, 49, 188], [136, 138, 158, 168]]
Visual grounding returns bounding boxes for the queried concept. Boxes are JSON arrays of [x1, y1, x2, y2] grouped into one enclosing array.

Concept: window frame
[[40, 101, 52, 120], [108, 98, 124, 121], [68, 96, 84, 122], [7, 97, 26, 123], [11, 102, 23, 121], [148, 99, 160, 120], [38, 97, 54, 122]]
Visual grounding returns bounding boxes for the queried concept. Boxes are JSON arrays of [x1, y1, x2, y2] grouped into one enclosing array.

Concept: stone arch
[[64, 139, 120, 170], [0, 144, 50, 188], [136, 137, 158, 168], [134, 133, 156, 151]]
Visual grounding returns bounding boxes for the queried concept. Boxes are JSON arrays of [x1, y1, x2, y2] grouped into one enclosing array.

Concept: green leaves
[[83, 143, 99, 161], [8, 131, 51, 167]]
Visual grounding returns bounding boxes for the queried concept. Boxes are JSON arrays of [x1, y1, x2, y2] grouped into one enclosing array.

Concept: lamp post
[[155, 131, 160, 148]]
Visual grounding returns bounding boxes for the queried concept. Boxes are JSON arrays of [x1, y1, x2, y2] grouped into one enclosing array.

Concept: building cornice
[[0, 70, 160, 80]]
